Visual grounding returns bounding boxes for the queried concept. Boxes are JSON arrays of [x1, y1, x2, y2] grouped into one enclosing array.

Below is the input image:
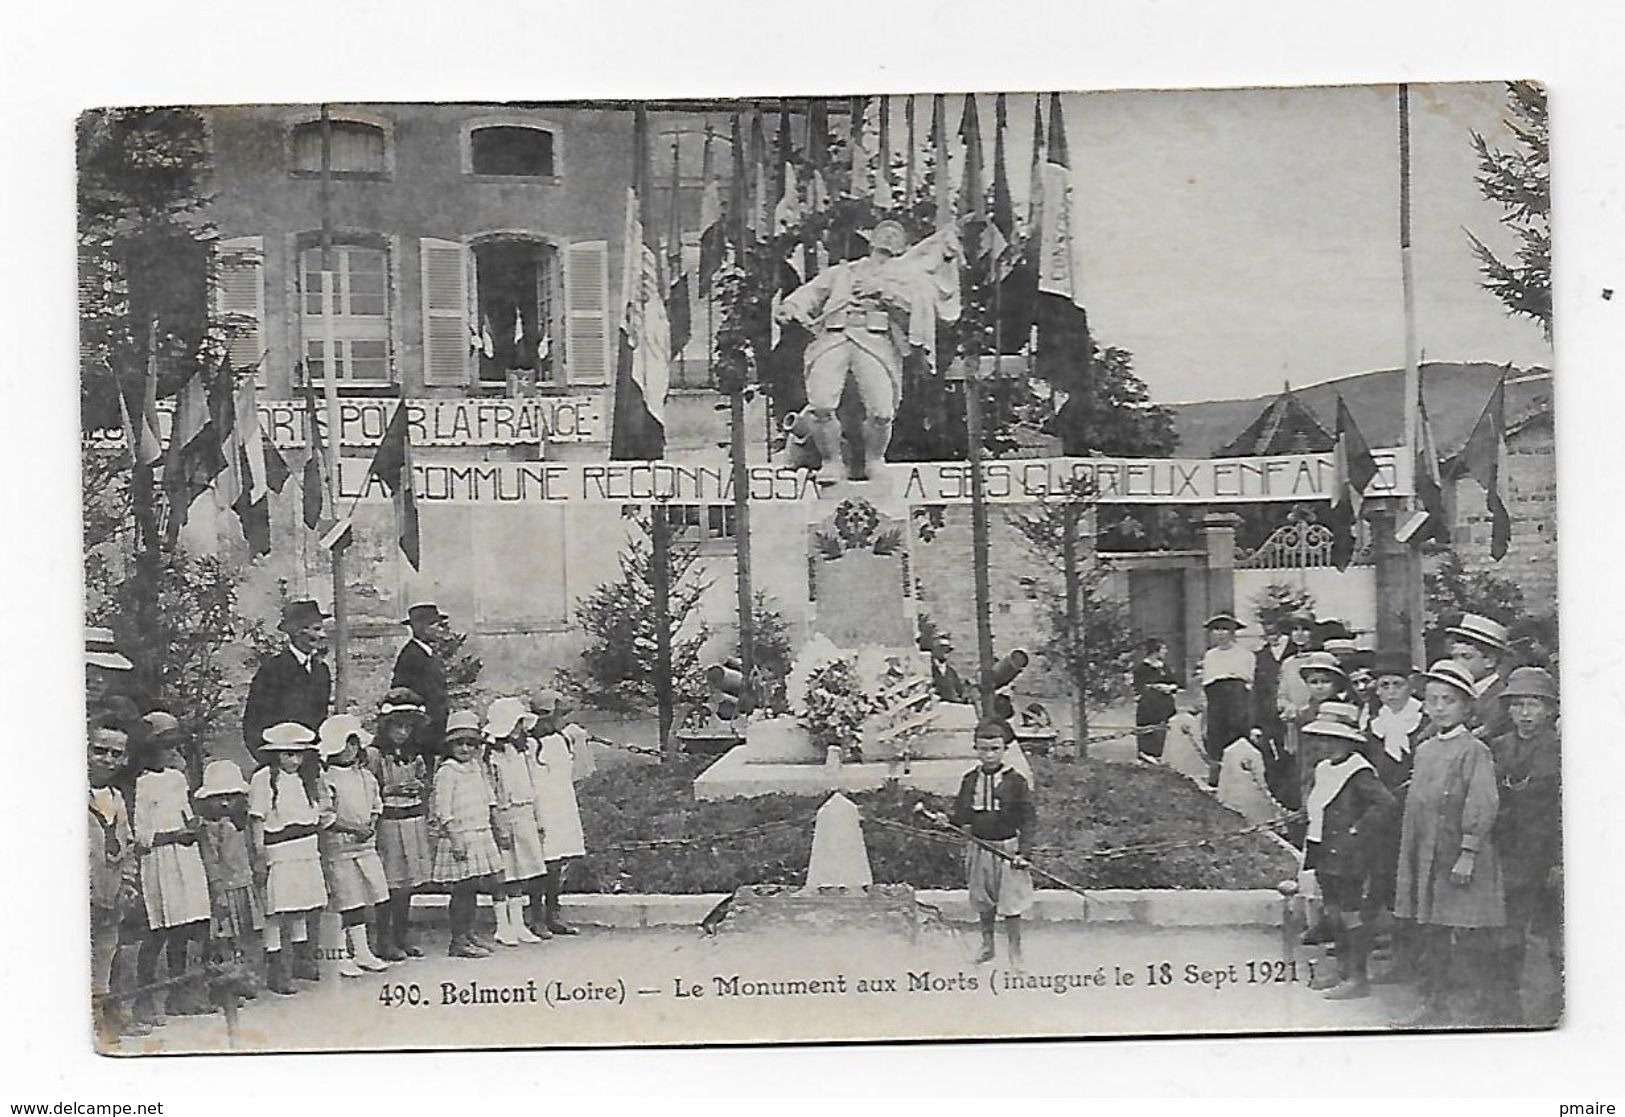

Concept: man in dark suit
[[392, 603, 450, 762], [242, 600, 332, 763]]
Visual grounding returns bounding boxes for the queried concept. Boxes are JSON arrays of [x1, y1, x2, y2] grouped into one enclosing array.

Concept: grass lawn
[[570, 754, 1296, 894]]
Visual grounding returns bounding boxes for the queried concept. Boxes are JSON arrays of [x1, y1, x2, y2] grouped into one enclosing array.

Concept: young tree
[[564, 509, 714, 716], [1006, 477, 1137, 754], [1465, 81, 1550, 339]]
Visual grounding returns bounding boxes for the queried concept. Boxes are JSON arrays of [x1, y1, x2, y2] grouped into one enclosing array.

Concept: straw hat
[[1303, 701, 1365, 742], [142, 711, 183, 740], [1501, 666, 1558, 704], [318, 713, 371, 759], [261, 722, 319, 751], [195, 759, 250, 799], [528, 688, 567, 716], [485, 696, 538, 739], [85, 626, 133, 671], [1297, 651, 1348, 679], [1204, 613, 1244, 631], [444, 709, 483, 743], [1445, 613, 1511, 653], [1420, 660, 1477, 700]]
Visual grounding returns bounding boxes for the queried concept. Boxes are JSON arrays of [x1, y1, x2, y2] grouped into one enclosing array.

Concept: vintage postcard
[[79, 82, 1558, 1055]]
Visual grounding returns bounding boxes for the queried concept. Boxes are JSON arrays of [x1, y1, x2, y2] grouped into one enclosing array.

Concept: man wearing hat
[[392, 604, 450, 762], [776, 219, 952, 484], [1255, 611, 1315, 760], [1486, 666, 1562, 1025], [1446, 613, 1513, 740], [86, 625, 137, 722], [243, 600, 333, 764], [1199, 614, 1254, 784]]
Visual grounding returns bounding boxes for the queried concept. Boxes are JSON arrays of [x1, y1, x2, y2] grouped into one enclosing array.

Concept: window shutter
[[216, 236, 266, 383], [564, 240, 610, 385], [420, 237, 469, 386]]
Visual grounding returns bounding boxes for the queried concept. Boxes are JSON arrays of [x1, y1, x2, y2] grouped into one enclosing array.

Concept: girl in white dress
[[527, 690, 587, 935], [249, 723, 331, 995], [483, 698, 548, 946], [318, 715, 394, 977], [133, 729, 212, 1016], [431, 711, 504, 958]]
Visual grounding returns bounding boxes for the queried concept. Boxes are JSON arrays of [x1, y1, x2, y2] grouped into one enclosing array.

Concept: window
[[470, 126, 555, 177], [472, 239, 562, 387], [300, 244, 392, 384], [667, 505, 737, 546], [291, 120, 388, 176]]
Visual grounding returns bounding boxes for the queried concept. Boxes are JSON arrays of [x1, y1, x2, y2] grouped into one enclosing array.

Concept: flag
[[478, 315, 495, 358], [957, 93, 1002, 270], [1033, 93, 1093, 450], [749, 109, 769, 244], [113, 373, 143, 466], [1328, 394, 1380, 569], [772, 105, 801, 234], [513, 305, 525, 349], [367, 401, 420, 570], [666, 136, 692, 356], [230, 374, 277, 556], [610, 105, 671, 461], [850, 96, 865, 199], [904, 94, 917, 202], [208, 356, 241, 510], [993, 92, 1035, 349], [1027, 93, 1045, 235], [728, 112, 749, 255], [1457, 373, 1511, 560], [875, 96, 892, 209], [1412, 373, 1447, 543], [300, 375, 327, 530], [161, 366, 223, 542], [697, 126, 724, 296], [806, 100, 831, 216], [931, 94, 952, 229]]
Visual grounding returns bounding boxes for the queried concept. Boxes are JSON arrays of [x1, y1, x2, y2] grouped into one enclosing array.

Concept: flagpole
[[1398, 84, 1425, 666], [319, 103, 351, 706]]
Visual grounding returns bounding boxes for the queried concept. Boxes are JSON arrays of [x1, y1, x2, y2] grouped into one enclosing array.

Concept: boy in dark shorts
[[951, 721, 1037, 967]]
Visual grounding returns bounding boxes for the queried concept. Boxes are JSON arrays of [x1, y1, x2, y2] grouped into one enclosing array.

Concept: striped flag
[[957, 93, 1003, 271], [875, 96, 892, 209], [666, 137, 691, 356], [229, 373, 285, 556], [366, 402, 420, 570], [772, 105, 801, 234], [697, 126, 724, 296], [1033, 93, 1093, 450], [931, 94, 952, 229], [1413, 374, 1447, 543], [1328, 394, 1379, 570], [1456, 373, 1511, 560], [609, 105, 671, 461], [161, 365, 223, 542]]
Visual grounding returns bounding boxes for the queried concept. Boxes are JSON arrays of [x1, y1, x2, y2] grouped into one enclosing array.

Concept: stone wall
[[1448, 412, 1557, 614]]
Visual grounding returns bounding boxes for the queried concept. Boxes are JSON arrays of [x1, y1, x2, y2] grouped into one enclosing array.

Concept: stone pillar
[[1198, 511, 1244, 620], [1367, 502, 1415, 656]]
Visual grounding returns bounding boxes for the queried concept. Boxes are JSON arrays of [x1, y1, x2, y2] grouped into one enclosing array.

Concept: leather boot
[[372, 900, 405, 962], [1325, 923, 1372, 1000], [292, 937, 320, 982], [544, 874, 578, 936], [265, 949, 296, 996], [524, 887, 553, 939], [393, 893, 424, 958]]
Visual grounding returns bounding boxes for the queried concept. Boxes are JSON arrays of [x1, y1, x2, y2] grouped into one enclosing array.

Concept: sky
[[871, 83, 1552, 403]]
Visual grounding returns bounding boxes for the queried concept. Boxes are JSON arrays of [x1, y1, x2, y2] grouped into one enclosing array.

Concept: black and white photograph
[[74, 79, 1566, 1058]]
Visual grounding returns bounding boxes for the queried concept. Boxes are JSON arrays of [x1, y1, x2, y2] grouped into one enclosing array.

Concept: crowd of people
[[1132, 610, 1561, 1027], [86, 601, 596, 1042]]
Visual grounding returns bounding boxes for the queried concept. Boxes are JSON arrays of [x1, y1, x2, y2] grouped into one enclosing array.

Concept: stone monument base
[[693, 740, 1031, 800], [707, 884, 922, 943]]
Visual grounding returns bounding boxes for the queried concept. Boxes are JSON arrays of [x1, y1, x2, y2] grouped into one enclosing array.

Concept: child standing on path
[[368, 689, 434, 961], [431, 711, 504, 959], [1199, 614, 1253, 786], [483, 698, 548, 946], [528, 690, 587, 937], [249, 723, 331, 996], [133, 720, 213, 1017], [950, 721, 1037, 968], [1362, 653, 1430, 985], [1394, 660, 1506, 1028], [318, 715, 395, 978], [1487, 666, 1562, 1026], [1300, 702, 1395, 1000], [194, 759, 265, 1007]]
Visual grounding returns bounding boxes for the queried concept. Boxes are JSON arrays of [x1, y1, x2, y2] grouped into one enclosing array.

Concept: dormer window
[[290, 119, 388, 176], [469, 125, 555, 178]]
